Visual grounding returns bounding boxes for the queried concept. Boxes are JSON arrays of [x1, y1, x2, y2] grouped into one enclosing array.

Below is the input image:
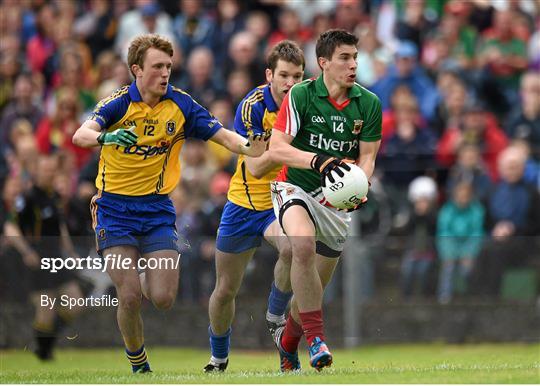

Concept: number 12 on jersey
[[144, 125, 155, 136]]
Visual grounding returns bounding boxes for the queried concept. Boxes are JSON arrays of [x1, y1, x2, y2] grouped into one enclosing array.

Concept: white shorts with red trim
[[270, 181, 350, 256]]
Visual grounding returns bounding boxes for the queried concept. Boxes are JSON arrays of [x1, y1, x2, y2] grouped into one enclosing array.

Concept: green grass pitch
[[1, 343, 539, 383]]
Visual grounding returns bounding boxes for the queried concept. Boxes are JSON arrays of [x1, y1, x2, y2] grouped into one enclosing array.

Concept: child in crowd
[[400, 176, 438, 298], [436, 182, 484, 304]]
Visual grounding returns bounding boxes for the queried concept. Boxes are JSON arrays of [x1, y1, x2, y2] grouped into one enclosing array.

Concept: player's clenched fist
[[97, 126, 138, 147], [240, 133, 269, 157]]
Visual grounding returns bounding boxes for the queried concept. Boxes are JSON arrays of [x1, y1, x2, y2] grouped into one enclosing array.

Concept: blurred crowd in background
[[0, 0, 539, 307]]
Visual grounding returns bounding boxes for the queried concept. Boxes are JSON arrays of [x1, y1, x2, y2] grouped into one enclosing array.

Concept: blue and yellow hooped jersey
[[89, 82, 222, 196], [227, 84, 282, 211]]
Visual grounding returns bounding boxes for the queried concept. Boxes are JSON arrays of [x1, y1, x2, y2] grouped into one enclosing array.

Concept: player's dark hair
[[316, 29, 358, 62], [127, 34, 174, 78], [267, 40, 305, 72]]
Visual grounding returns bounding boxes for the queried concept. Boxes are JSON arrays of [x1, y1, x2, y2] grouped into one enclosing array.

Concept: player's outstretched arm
[[73, 120, 138, 148], [209, 127, 268, 157], [72, 120, 103, 148]]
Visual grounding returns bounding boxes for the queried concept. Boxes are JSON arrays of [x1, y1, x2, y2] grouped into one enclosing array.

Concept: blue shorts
[[216, 201, 276, 253], [91, 191, 179, 255]]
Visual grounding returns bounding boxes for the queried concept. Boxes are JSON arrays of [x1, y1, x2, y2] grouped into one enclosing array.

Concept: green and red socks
[[280, 309, 325, 353], [300, 309, 325, 346]]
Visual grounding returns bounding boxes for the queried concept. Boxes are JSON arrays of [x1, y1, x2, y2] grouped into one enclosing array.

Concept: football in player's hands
[[311, 154, 351, 186], [322, 163, 369, 210]]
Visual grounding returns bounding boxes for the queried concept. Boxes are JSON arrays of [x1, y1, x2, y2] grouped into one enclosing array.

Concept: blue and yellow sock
[[126, 345, 151, 373], [267, 282, 293, 321], [208, 326, 231, 363]]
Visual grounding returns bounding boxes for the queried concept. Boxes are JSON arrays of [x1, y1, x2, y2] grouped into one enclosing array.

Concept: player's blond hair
[[127, 34, 173, 78]]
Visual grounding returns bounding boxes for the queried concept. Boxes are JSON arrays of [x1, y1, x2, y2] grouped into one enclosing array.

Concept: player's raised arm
[[209, 127, 268, 157]]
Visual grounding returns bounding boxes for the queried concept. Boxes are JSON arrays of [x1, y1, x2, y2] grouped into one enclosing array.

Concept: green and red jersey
[[273, 74, 382, 194]]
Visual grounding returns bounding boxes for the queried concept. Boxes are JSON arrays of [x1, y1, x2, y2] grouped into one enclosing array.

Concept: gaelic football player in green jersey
[[269, 29, 382, 371]]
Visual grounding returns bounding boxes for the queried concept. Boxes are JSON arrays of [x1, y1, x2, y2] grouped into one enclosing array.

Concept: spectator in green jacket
[[436, 182, 484, 304]]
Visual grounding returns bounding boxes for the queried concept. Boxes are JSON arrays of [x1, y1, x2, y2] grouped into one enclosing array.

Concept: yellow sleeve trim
[[95, 86, 129, 109], [241, 90, 264, 133]]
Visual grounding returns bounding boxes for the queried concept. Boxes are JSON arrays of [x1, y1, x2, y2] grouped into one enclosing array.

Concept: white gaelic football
[[322, 163, 369, 210]]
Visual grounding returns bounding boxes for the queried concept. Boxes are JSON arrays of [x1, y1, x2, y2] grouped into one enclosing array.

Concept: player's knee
[[291, 238, 316, 266], [152, 296, 174, 310], [150, 290, 176, 310], [118, 292, 142, 312], [278, 242, 293, 265], [213, 284, 237, 304]]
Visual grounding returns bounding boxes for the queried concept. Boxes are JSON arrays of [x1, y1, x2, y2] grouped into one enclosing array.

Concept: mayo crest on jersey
[[227, 84, 281, 211], [89, 82, 222, 196]]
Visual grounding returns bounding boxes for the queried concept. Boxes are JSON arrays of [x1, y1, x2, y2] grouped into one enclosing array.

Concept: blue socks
[[209, 326, 231, 361], [126, 345, 151, 373], [267, 282, 293, 319]]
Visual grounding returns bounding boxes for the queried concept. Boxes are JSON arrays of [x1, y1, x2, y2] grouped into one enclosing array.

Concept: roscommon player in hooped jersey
[[269, 29, 382, 371], [72, 34, 267, 374], [204, 41, 305, 373]]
